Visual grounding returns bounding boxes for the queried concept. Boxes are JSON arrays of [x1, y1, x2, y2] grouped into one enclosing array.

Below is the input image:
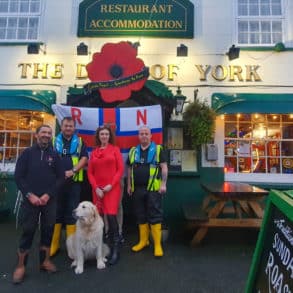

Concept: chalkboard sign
[[245, 189, 293, 293]]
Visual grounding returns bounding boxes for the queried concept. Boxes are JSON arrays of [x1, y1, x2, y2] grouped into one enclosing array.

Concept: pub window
[[224, 114, 293, 174], [0, 110, 54, 172], [236, 0, 283, 45], [0, 0, 41, 42]]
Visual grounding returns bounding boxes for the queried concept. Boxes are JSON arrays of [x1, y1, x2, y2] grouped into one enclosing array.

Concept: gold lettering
[[150, 64, 165, 80], [18, 63, 31, 78], [76, 64, 88, 79], [50, 63, 63, 79], [33, 63, 48, 79], [195, 65, 210, 81], [167, 64, 179, 81], [100, 4, 107, 12], [229, 66, 243, 81], [89, 20, 97, 28], [246, 65, 261, 81], [211, 65, 227, 81]]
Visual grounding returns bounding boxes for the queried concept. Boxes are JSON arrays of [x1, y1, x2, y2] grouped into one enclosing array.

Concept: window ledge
[[0, 42, 43, 46]]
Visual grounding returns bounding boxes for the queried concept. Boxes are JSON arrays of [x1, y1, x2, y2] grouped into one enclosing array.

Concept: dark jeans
[[56, 181, 81, 225], [18, 197, 56, 250], [132, 186, 163, 224]]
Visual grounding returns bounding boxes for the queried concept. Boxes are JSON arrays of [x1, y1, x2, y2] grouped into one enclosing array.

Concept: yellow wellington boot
[[132, 223, 150, 252], [50, 223, 62, 257], [150, 223, 163, 257], [66, 224, 76, 238]]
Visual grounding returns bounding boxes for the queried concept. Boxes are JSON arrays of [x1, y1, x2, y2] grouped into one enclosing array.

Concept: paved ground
[[0, 219, 259, 293]]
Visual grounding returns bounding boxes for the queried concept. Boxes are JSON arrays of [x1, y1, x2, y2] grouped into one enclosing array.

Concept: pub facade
[[0, 0, 293, 223]]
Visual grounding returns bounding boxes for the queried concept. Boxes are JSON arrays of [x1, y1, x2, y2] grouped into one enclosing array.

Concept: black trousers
[[18, 197, 56, 251], [132, 186, 163, 225], [56, 181, 81, 225]]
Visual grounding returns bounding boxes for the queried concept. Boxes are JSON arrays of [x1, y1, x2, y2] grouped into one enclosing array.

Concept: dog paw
[[74, 266, 84, 274], [97, 261, 106, 269], [71, 260, 77, 267]]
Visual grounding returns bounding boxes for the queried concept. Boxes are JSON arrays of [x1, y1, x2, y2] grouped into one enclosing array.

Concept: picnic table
[[183, 181, 269, 246]]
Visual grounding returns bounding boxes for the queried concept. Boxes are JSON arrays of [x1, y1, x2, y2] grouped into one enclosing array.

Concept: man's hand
[[159, 182, 167, 194], [39, 193, 50, 205], [28, 193, 41, 206], [127, 185, 132, 196], [65, 169, 75, 179]]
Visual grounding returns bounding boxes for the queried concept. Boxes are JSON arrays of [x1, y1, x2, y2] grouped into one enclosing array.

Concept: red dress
[[87, 144, 124, 215]]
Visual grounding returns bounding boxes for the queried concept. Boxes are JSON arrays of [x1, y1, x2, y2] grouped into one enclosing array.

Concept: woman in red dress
[[87, 125, 124, 265]]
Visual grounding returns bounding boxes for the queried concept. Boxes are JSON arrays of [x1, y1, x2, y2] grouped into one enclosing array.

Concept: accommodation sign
[[77, 0, 194, 38]]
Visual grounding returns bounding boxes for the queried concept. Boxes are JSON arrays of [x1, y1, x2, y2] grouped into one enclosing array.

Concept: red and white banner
[[51, 104, 163, 153]]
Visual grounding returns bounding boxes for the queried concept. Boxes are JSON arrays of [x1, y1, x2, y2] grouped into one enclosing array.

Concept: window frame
[[224, 113, 293, 183], [234, 0, 286, 47], [0, 0, 43, 43], [0, 110, 55, 172]]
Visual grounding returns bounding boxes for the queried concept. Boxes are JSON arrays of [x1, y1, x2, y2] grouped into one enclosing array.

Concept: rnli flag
[[51, 104, 163, 154]]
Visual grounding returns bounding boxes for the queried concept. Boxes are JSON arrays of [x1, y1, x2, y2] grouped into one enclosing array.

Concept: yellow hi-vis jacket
[[128, 142, 162, 192], [53, 135, 83, 182]]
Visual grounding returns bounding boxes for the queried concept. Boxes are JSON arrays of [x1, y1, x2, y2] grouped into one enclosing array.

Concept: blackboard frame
[[245, 189, 293, 293]]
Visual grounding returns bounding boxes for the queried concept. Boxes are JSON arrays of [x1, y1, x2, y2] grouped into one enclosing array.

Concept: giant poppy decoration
[[85, 41, 149, 103]]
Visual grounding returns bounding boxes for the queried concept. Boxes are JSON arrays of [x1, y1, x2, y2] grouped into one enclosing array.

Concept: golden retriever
[[66, 201, 109, 274]]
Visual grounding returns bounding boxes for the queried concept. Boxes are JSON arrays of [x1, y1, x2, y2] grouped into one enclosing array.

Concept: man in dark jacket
[[13, 124, 64, 284]]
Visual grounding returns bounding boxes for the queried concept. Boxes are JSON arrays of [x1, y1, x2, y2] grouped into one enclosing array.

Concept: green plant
[[183, 99, 216, 148]]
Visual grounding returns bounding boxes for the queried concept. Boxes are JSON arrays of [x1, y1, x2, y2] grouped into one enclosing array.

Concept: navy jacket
[[14, 143, 64, 198]]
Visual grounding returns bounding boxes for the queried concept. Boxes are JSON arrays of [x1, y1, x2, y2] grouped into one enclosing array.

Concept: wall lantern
[[77, 42, 88, 55], [27, 43, 45, 54], [226, 45, 240, 60], [174, 86, 187, 115], [177, 44, 188, 57]]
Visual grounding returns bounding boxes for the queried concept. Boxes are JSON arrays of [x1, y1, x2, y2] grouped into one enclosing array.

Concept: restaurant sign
[[77, 0, 194, 38]]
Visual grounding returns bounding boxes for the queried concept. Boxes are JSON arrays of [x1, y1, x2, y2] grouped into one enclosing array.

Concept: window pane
[[30, 0, 40, 13], [261, 33, 271, 43], [238, 33, 248, 43], [9, 1, 18, 12], [272, 21, 282, 32], [282, 142, 293, 156], [260, 1, 270, 15], [238, 1, 248, 16], [249, 3, 259, 16], [272, 32, 282, 43], [272, 4, 281, 15], [261, 21, 270, 32], [0, 1, 9, 12], [250, 21, 259, 32], [250, 33, 260, 43], [238, 21, 248, 32], [18, 17, 28, 28], [282, 124, 293, 139], [20, 0, 29, 13]]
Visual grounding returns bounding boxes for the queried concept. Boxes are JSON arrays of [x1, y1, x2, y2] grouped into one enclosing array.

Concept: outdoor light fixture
[[174, 86, 187, 115], [77, 42, 88, 55], [27, 43, 42, 54], [177, 44, 188, 57], [226, 45, 240, 60]]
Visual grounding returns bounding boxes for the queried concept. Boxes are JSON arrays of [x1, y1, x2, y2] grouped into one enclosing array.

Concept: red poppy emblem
[[86, 41, 149, 103]]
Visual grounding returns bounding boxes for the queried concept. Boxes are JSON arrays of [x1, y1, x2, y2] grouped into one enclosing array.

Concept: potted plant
[[183, 98, 216, 149]]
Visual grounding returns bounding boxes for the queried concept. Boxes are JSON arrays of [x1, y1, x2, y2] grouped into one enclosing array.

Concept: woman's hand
[[102, 184, 112, 193], [95, 187, 104, 199]]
